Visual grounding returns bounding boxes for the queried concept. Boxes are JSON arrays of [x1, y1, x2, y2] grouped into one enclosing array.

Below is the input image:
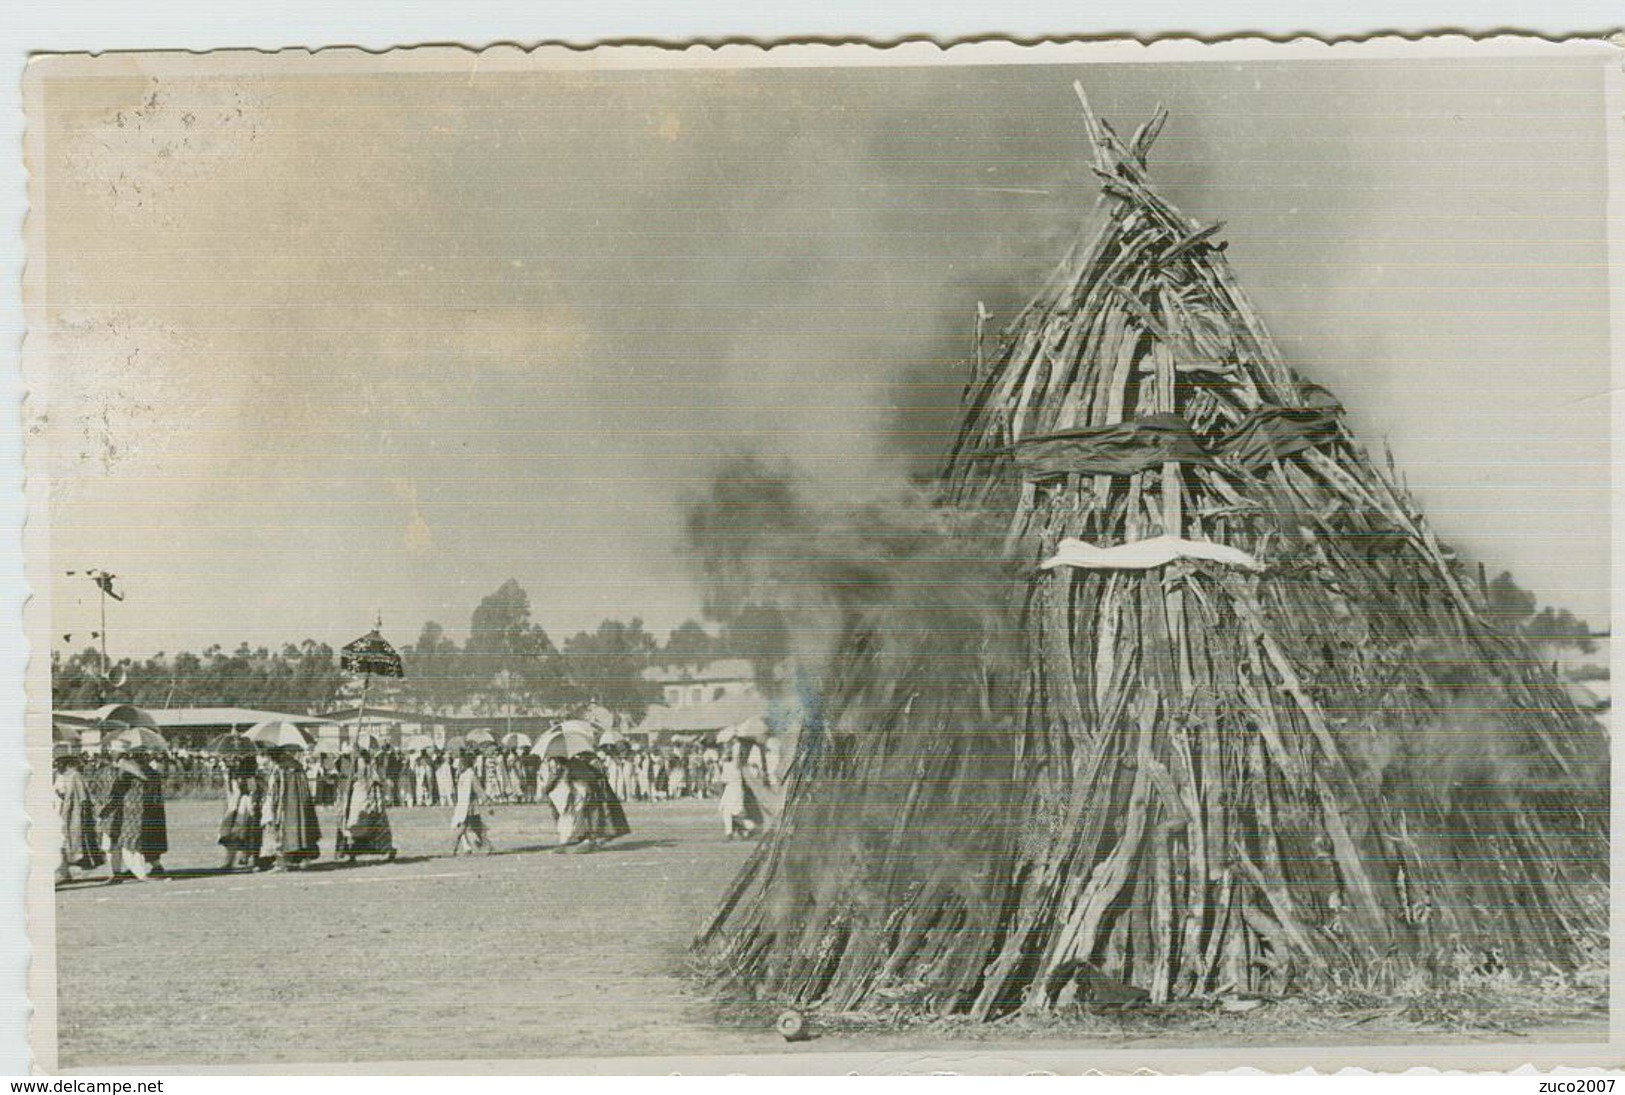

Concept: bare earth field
[[53, 798, 1608, 1072]]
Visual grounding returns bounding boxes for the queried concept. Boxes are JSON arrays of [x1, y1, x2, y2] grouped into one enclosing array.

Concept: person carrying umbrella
[[260, 746, 321, 871], [99, 743, 168, 882], [336, 739, 397, 864], [53, 748, 104, 884], [539, 751, 631, 854], [215, 739, 262, 872]]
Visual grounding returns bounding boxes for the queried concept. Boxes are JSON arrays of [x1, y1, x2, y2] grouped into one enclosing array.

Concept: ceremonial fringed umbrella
[[341, 623, 405, 744]]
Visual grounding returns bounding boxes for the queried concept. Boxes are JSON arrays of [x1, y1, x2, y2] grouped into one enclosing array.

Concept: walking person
[[719, 738, 772, 840], [262, 747, 321, 871], [100, 748, 168, 881], [54, 750, 103, 884], [217, 752, 262, 872], [541, 753, 631, 854], [336, 744, 397, 863], [450, 750, 492, 855]]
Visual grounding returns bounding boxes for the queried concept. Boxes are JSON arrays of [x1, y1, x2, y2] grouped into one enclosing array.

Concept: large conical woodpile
[[695, 92, 1607, 1019]]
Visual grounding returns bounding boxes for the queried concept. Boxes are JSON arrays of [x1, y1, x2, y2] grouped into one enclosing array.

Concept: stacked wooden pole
[[696, 93, 1607, 1018]]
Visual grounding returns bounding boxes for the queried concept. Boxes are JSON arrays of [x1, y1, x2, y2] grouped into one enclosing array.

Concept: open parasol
[[245, 720, 314, 750], [341, 623, 405, 747], [340, 629, 404, 678], [93, 704, 159, 732], [717, 716, 770, 745], [500, 731, 531, 749], [104, 726, 168, 754], [532, 722, 597, 760], [465, 729, 497, 749], [208, 732, 257, 758], [52, 717, 87, 748], [403, 734, 434, 752]]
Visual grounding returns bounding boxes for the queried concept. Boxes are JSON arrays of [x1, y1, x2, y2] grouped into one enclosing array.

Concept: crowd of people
[[117, 739, 755, 808], [54, 733, 780, 885]]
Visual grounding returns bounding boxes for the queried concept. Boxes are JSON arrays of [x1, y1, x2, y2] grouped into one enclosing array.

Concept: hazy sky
[[37, 54, 1612, 659]]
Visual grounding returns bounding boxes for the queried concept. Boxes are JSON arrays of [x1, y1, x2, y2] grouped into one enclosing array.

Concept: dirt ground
[[52, 798, 1609, 1071]]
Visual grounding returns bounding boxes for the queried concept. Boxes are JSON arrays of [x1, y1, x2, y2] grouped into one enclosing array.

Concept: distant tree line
[[51, 578, 760, 720], [1480, 570, 1601, 654], [54, 569, 1600, 717]]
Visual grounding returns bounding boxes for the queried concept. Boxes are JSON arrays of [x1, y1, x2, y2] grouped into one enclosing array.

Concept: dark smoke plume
[[684, 455, 1026, 708]]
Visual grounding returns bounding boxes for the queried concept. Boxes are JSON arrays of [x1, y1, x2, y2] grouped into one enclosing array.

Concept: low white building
[[642, 659, 760, 710], [53, 705, 335, 750]]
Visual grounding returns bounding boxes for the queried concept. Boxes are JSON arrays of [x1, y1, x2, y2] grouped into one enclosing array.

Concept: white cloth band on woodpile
[[1040, 534, 1264, 573]]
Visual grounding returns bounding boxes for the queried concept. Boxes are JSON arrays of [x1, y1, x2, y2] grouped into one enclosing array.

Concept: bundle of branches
[[696, 92, 1607, 1018], [688, 465, 1031, 1013]]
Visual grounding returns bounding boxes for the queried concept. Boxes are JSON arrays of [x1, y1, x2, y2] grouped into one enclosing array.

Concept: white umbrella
[[245, 720, 314, 750], [500, 731, 531, 749], [532, 723, 597, 760], [717, 716, 770, 744], [403, 734, 435, 752], [103, 726, 168, 754]]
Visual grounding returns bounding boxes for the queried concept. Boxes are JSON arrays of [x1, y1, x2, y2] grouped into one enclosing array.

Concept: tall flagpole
[[67, 569, 117, 701], [98, 582, 108, 682]]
